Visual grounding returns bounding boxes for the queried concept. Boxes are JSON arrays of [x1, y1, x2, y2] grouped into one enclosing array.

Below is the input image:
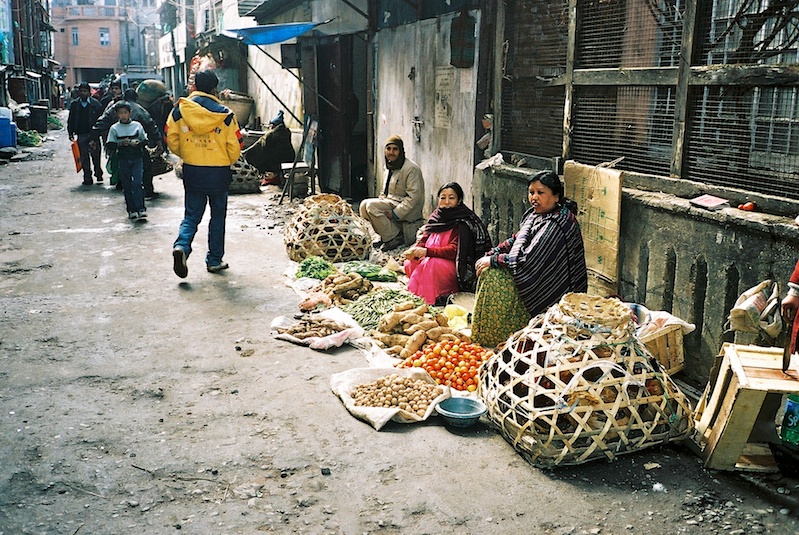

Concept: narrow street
[[1, 116, 798, 535]]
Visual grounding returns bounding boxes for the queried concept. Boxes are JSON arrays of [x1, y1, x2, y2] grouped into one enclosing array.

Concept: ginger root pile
[[367, 301, 469, 359]]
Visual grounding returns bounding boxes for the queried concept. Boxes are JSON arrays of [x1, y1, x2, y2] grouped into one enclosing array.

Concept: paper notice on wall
[[435, 67, 454, 129], [563, 160, 622, 297]]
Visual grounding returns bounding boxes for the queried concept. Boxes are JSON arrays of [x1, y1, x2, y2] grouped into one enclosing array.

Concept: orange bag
[[71, 140, 82, 173]]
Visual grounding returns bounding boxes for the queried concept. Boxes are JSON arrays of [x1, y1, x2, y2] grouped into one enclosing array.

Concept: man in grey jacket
[[359, 134, 425, 251]]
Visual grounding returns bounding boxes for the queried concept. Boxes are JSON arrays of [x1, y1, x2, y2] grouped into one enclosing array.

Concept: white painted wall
[[374, 11, 481, 216]]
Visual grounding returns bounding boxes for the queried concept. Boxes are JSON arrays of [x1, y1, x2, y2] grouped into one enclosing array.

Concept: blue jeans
[[118, 156, 145, 214], [174, 187, 228, 266]]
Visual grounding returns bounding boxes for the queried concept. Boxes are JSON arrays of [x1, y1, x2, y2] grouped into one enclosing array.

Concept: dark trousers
[[77, 132, 102, 183], [142, 151, 155, 194]]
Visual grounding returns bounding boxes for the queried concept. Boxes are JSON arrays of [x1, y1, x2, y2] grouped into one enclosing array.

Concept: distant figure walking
[[67, 82, 104, 186]]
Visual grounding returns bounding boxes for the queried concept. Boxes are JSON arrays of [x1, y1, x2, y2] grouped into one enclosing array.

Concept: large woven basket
[[284, 194, 372, 262], [229, 156, 262, 194], [479, 293, 693, 467]]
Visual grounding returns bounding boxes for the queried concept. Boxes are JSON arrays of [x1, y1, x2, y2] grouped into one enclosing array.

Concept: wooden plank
[[695, 354, 733, 434], [706, 387, 768, 470], [734, 443, 780, 473]]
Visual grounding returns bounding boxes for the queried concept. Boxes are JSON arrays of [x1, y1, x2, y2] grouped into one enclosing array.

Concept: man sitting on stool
[[359, 134, 424, 251]]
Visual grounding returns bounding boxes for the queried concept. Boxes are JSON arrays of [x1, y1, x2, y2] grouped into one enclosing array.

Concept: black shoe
[[172, 247, 188, 278], [96, 176, 103, 183], [82, 179, 92, 186], [380, 236, 405, 251]]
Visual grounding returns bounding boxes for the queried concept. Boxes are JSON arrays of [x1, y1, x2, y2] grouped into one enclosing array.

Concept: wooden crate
[[691, 344, 799, 472], [639, 324, 685, 374]]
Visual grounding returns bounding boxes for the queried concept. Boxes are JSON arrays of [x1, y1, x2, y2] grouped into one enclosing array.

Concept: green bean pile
[[342, 289, 426, 330]]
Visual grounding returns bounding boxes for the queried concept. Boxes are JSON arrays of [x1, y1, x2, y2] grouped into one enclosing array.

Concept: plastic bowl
[[435, 397, 487, 428]]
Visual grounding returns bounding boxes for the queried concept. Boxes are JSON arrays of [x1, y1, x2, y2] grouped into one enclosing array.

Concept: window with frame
[[99, 27, 110, 47], [71, 27, 78, 46]]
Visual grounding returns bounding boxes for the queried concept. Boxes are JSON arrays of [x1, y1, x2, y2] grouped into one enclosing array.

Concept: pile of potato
[[367, 301, 470, 359], [350, 374, 443, 416], [317, 272, 373, 306]]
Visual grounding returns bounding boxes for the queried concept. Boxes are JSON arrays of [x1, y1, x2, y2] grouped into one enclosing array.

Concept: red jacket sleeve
[[423, 228, 458, 260], [790, 259, 799, 285]]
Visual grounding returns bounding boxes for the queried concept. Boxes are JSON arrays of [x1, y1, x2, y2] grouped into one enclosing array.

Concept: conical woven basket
[[479, 293, 693, 467], [229, 156, 262, 194], [284, 194, 372, 262]]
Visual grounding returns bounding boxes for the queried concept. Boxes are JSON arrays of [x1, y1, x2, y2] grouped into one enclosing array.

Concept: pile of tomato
[[397, 340, 492, 391]]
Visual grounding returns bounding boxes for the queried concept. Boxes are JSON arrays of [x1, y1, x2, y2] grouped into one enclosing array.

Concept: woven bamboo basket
[[479, 293, 693, 467], [284, 194, 372, 262], [229, 156, 262, 194]]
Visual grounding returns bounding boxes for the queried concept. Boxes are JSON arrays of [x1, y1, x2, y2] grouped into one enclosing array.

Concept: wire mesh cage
[[479, 293, 694, 468]]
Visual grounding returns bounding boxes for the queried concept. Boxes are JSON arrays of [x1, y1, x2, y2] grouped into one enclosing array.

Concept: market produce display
[[367, 301, 469, 359], [350, 373, 443, 417], [398, 340, 491, 391], [296, 255, 335, 279], [274, 317, 350, 339], [342, 288, 427, 331], [316, 271, 373, 306], [480, 293, 693, 467], [339, 261, 398, 282]]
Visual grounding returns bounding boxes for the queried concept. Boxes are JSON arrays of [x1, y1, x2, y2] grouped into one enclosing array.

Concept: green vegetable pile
[[342, 288, 427, 330], [340, 261, 398, 282], [48, 115, 64, 129], [18, 130, 42, 147], [296, 255, 335, 279]]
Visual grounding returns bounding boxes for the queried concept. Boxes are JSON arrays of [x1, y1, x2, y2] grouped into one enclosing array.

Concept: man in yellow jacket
[[166, 69, 243, 278]]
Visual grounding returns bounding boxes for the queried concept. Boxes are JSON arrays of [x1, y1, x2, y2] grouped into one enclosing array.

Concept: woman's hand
[[783, 294, 799, 324], [475, 256, 492, 277], [404, 246, 426, 260]]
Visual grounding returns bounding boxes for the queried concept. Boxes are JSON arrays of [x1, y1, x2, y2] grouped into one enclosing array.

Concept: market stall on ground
[[271, 193, 799, 472]]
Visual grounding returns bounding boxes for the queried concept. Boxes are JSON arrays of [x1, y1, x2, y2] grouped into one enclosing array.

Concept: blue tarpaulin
[[222, 22, 326, 46]]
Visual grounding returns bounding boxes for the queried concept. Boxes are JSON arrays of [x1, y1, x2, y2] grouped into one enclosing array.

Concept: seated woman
[[403, 182, 491, 305], [472, 170, 588, 347]]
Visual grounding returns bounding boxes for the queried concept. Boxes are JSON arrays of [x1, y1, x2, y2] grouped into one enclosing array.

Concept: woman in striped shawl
[[471, 170, 588, 347]]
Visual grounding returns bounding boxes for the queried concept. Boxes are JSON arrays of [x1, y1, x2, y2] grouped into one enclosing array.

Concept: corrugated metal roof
[[237, 0, 262, 17], [247, 0, 303, 21]]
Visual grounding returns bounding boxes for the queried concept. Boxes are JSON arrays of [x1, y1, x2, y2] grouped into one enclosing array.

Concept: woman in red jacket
[[403, 182, 490, 305]]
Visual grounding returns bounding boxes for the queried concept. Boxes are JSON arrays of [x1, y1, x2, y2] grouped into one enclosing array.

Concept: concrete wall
[[474, 163, 799, 384], [374, 11, 481, 218]]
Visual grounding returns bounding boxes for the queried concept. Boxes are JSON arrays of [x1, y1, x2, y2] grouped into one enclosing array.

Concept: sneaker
[[207, 262, 229, 273], [172, 247, 188, 278], [136, 210, 147, 221], [380, 235, 405, 251], [128, 212, 138, 219]]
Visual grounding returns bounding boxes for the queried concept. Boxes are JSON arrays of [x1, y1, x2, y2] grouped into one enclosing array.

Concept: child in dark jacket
[[106, 101, 149, 221]]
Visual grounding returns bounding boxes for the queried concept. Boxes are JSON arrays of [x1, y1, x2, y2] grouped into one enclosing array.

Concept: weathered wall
[[474, 164, 799, 384], [374, 11, 481, 217]]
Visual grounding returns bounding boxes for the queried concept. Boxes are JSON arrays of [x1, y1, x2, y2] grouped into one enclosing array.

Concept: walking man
[[67, 82, 104, 185], [166, 69, 242, 278]]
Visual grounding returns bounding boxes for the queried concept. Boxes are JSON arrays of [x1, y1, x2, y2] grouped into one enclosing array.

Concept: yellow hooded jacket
[[166, 91, 242, 168]]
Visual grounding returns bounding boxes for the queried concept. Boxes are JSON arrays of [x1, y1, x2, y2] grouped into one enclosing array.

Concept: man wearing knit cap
[[359, 134, 424, 251], [166, 68, 243, 278]]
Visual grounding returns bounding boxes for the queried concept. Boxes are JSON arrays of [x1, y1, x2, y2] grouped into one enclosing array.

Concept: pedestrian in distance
[[100, 79, 122, 111], [106, 101, 149, 221], [359, 134, 425, 251], [90, 89, 161, 197], [166, 69, 243, 278], [67, 82, 104, 186]]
